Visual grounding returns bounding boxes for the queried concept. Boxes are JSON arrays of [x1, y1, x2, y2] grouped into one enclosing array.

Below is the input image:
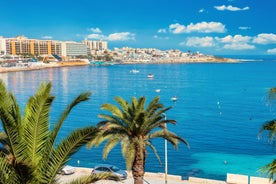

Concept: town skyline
[[1, 0, 276, 55]]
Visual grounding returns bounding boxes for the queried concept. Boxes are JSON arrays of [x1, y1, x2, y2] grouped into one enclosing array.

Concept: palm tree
[[0, 80, 99, 184], [259, 87, 276, 181], [88, 96, 189, 184]]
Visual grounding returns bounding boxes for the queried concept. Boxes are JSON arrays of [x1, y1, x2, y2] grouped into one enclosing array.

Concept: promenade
[[58, 167, 190, 184], [58, 167, 273, 184]]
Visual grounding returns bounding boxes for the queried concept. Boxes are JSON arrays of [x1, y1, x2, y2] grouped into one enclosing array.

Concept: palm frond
[[98, 114, 128, 128], [259, 159, 276, 181], [102, 136, 122, 159], [22, 82, 53, 165], [101, 103, 123, 118], [0, 156, 21, 184], [114, 96, 129, 113], [86, 129, 110, 148], [259, 119, 276, 144], [49, 92, 91, 153], [67, 173, 116, 184], [136, 96, 146, 112], [145, 141, 161, 164], [123, 142, 136, 171], [148, 129, 189, 149], [0, 81, 22, 159], [268, 87, 276, 103], [41, 126, 98, 183]]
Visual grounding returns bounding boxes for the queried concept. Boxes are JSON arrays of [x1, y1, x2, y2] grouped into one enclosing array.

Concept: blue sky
[[1, 0, 276, 55]]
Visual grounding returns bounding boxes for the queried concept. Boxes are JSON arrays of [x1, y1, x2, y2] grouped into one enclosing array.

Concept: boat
[[130, 69, 140, 73], [155, 89, 161, 93], [147, 74, 154, 78], [171, 96, 178, 102]]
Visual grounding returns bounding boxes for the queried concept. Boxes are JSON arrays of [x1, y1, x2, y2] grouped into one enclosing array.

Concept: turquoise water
[[0, 58, 276, 180]]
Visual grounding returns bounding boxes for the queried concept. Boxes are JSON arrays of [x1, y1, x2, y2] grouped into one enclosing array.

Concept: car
[[59, 165, 76, 175], [92, 164, 128, 180]]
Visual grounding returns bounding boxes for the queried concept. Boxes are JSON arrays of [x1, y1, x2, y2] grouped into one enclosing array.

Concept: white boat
[[171, 96, 178, 102], [155, 89, 161, 93], [130, 69, 139, 73], [147, 74, 154, 78]]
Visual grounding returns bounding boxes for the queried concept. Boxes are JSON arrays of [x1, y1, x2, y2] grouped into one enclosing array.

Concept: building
[[0, 36, 6, 55], [83, 39, 108, 52], [0, 36, 109, 60], [61, 41, 87, 58], [4, 35, 62, 56]]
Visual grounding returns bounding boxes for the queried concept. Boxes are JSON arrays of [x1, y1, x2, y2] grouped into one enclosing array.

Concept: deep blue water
[[1, 58, 276, 181]]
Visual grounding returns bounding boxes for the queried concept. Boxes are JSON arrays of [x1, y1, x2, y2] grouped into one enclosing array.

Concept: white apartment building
[[61, 42, 87, 57], [0, 36, 6, 55], [83, 39, 108, 51]]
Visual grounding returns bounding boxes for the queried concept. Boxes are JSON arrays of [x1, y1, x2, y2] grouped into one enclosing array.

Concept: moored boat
[[147, 74, 154, 78]]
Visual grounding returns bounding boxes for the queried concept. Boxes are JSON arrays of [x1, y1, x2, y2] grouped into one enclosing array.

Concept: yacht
[[147, 74, 154, 78], [171, 96, 178, 102], [130, 69, 140, 73]]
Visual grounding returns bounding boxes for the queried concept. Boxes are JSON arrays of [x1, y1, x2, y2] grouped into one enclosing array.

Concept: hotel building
[[3, 35, 61, 56], [0, 36, 6, 55], [83, 39, 108, 52], [61, 41, 87, 57], [0, 36, 108, 59]]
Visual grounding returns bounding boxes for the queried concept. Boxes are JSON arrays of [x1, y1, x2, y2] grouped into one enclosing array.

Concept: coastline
[[0, 57, 238, 73], [0, 61, 90, 73]]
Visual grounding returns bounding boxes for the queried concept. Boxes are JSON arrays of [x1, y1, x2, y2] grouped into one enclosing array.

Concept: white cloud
[[252, 33, 276, 44], [87, 33, 105, 40], [106, 32, 135, 41], [267, 48, 276, 54], [239, 26, 251, 30], [223, 43, 255, 50], [169, 21, 226, 34], [42, 36, 53, 39], [183, 37, 215, 47], [218, 35, 251, 43], [86, 30, 135, 41], [90, 27, 102, 33], [169, 23, 186, 34], [153, 35, 170, 40], [157, 29, 167, 33], [214, 5, 249, 11], [216, 35, 255, 50], [186, 22, 226, 33]]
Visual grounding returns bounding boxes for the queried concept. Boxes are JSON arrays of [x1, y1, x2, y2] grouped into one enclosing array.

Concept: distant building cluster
[[111, 47, 206, 63], [0, 35, 108, 60]]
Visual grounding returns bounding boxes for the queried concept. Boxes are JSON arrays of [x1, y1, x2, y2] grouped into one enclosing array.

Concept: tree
[[259, 87, 276, 181], [0, 80, 99, 184], [88, 96, 189, 184]]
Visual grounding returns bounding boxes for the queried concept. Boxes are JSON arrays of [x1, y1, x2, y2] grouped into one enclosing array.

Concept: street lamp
[[162, 113, 168, 184]]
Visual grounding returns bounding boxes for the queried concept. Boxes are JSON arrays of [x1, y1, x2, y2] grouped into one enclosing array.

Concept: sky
[[1, 0, 276, 55]]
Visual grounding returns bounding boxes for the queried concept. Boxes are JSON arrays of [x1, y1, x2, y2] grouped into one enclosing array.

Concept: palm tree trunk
[[132, 144, 145, 184]]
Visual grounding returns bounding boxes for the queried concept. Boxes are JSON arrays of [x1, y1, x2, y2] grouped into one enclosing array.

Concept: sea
[[0, 55, 276, 181]]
